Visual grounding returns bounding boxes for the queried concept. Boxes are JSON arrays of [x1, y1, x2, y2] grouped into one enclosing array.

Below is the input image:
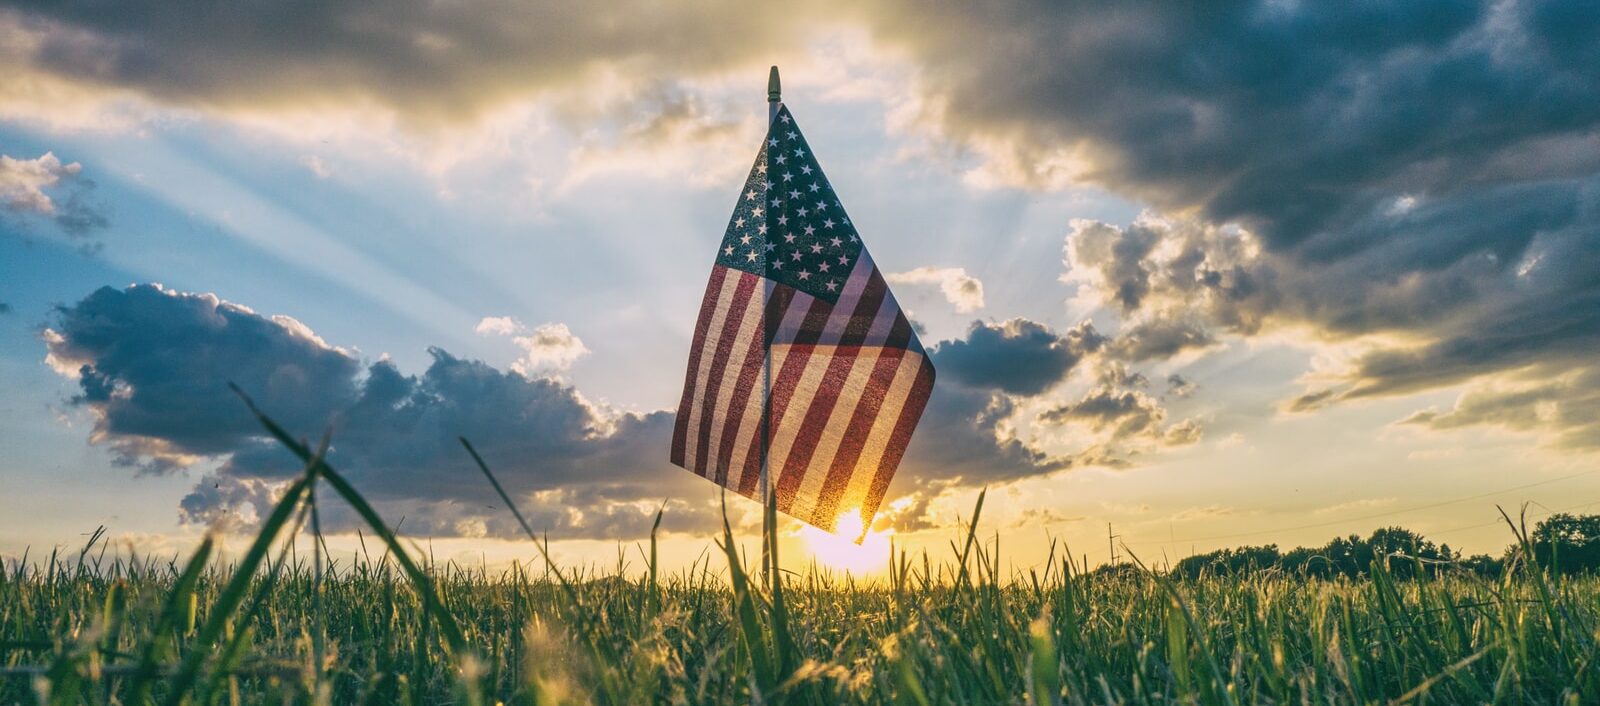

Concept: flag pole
[[760, 65, 780, 584]]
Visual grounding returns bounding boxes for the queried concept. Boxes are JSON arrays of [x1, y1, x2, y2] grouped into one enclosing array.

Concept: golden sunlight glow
[[798, 510, 894, 575]]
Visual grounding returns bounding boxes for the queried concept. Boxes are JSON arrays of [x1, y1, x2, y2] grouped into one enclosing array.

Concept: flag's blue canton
[[715, 105, 862, 303]]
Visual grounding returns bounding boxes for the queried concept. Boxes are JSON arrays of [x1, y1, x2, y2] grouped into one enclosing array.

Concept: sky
[[2, 0, 1598, 575]]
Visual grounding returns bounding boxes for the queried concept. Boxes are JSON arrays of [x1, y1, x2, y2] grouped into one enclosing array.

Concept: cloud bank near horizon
[[42, 284, 1198, 538]]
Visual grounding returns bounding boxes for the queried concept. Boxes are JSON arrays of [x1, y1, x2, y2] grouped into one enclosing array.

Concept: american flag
[[670, 104, 935, 536]]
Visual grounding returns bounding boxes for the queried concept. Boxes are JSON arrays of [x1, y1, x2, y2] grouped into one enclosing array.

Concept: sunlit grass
[[3, 394, 1599, 704]]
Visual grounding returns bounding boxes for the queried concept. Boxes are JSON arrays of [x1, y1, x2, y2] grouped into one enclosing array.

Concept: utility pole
[[1108, 523, 1119, 566]]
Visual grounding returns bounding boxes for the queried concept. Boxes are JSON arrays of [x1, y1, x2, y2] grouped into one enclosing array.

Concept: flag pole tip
[[768, 66, 781, 103]]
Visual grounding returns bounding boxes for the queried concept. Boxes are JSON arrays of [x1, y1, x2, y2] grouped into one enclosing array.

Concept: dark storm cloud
[[45, 284, 362, 472], [0, 1, 805, 119], [935, 319, 1104, 395], [46, 284, 717, 539], [52, 286, 1173, 539], [899, 384, 1060, 485], [882, 0, 1600, 446], [884, 323, 1082, 515], [46, 286, 1208, 536], [875, 0, 1598, 248], [14, 0, 1597, 417], [191, 348, 728, 539], [897, 322, 1200, 491]]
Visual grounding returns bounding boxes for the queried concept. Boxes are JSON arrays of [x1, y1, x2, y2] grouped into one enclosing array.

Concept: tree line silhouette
[[1159, 513, 1600, 580]]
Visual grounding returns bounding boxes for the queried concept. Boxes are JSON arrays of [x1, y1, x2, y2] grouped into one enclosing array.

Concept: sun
[[798, 509, 894, 575]]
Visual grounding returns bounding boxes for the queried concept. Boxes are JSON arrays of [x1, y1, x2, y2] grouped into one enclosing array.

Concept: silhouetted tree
[[1170, 524, 1503, 580], [1531, 513, 1600, 574]]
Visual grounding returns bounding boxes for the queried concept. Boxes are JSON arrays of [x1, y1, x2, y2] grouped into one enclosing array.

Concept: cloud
[[1043, 388, 1163, 438], [210, 349, 715, 540], [868, 1, 1600, 249], [1168, 505, 1240, 523], [1064, 215, 1274, 337], [300, 155, 331, 179], [1285, 388, 1338, 414], [1063, 197, 1600, 450], [872, 0, 1600, 450], [0, 3, 808, 122], [899, 383, 1060, 486], [44, 284, 714, 538], [1110, 312, 1217, 362], [1312, 497, 1399, 516], [0, 151, 106, 236], [934, 318, 1104, 395], [14, 2, 1594, 440], [896, 321, 1200, 500], [47, 286, 1199, 539], [474, 316, 590, 375], [44, 284, 362, 472], [887, 267, 985, 313], [0, 152, 75, 214], [558, 84, 751, 190], [1038, 362, 1203, 450], [1163, 418, 1203, 446], [474, 316, 520, 337], [1166, 374, 1197, 399], [1398, 368, 1600, 450], [891, 319, 1106, 491]]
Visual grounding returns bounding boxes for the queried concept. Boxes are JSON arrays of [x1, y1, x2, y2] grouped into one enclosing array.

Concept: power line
[[1124, 464, 1600, 547], [1427, 497, 1600, 537]]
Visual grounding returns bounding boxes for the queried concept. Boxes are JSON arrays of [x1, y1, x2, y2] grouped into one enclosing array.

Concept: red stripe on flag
[[838, 268, 888, 346], [671, 266, 730, 466], [763, 285, 796, 346], [712, 292, 771, 486], [733, 285, 798, 495], [884, 310, 914, 350], [693, 271, 758, 476], [784, 288, 825, 344], [766, 296, 833, 434], [774, 274, 890, 509], [811, 346, 908, 523], [763, 296, 831, 513], [861, 356, 935, 530]]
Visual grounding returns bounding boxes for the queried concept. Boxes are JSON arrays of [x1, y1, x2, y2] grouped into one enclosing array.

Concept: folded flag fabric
[[670, 104, 935, 536]]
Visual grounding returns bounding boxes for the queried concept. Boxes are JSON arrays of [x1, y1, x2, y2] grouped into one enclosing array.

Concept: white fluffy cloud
[[475, 316, 590, 375], [0, 151, 79, 215], [474, 316, 521, 337], [887, 267, 985, 313]]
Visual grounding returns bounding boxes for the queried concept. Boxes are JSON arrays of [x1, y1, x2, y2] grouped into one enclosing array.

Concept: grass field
[[4, 398, 1598, 704]]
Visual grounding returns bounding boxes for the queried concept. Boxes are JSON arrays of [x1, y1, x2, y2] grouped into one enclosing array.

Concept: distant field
[[5, 519, 1598, 704], [4, 401, 1596, 704]]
